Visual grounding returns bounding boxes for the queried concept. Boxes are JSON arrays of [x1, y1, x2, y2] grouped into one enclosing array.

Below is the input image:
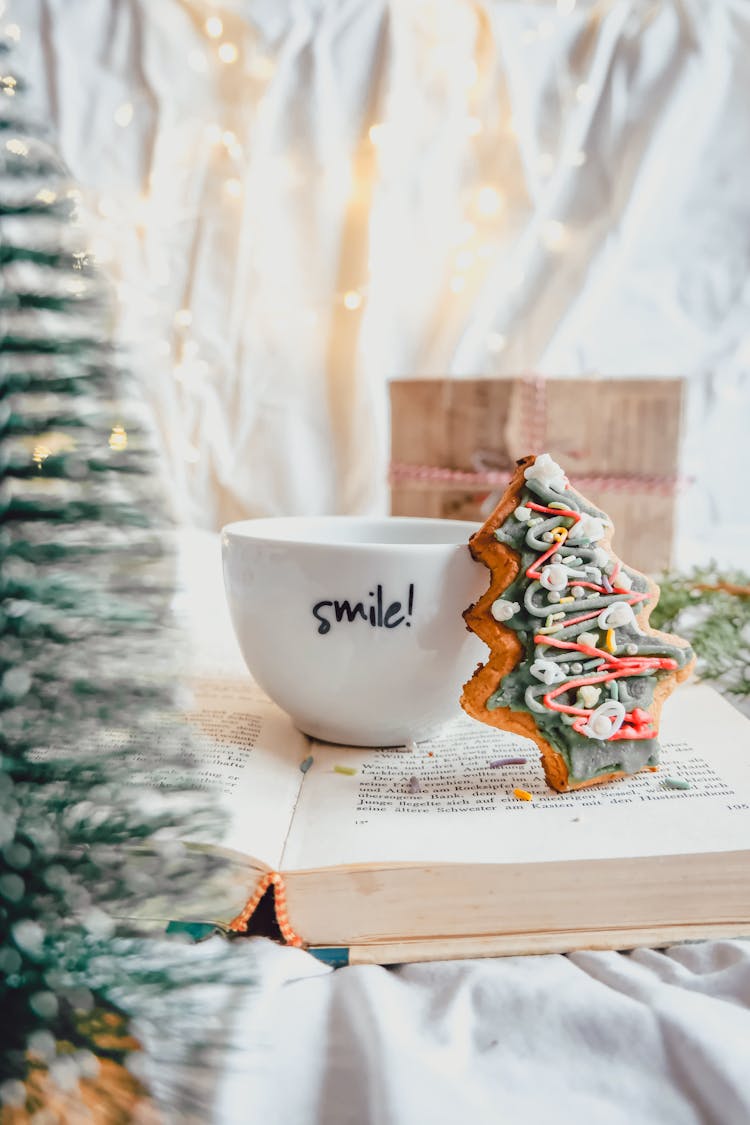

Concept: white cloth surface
[[9, 0, 750, 564], [207, 936, 750, 1125]]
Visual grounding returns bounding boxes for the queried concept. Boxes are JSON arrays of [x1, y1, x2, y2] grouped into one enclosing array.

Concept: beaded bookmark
[[228, 871, 304, 948]]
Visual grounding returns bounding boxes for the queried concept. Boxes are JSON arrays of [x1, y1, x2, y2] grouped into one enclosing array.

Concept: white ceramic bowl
[[221, 516, 486, 746]]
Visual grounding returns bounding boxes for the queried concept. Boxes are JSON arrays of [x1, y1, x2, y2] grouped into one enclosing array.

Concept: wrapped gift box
[[389, 376, 685, 575]]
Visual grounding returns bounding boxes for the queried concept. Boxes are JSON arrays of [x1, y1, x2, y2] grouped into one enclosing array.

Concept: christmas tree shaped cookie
[[461, 454, 695, 791]]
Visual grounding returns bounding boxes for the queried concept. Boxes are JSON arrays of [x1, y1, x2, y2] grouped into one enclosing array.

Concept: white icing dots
[[523, 453, 567, 494], [491, 598, 520, 622], [578, 632, 598, 648], [597, 602, 635, 629], [567, 513, 606, 544], [539, 564, 569, 592], [581, 700, 626, 740], [514, 505, 532, 522], [529, 659, 566, 685]]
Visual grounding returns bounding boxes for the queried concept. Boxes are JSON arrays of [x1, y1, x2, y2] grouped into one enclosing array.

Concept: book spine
[[309, 947, 350, 967], [228, 871, 304, 948]]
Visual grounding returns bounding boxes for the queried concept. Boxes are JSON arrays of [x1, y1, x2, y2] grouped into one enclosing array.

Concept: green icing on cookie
[[485, 455, 693, 784]]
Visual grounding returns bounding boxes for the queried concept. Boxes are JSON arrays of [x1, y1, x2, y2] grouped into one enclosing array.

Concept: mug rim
[[221, 515, 479, 550]]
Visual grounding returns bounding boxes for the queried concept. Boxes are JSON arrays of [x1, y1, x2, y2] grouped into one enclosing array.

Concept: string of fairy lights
[[3, 0, 592, 470]]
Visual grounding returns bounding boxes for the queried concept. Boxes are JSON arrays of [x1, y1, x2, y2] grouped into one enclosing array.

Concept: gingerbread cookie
[[461, 453, 695, 792]]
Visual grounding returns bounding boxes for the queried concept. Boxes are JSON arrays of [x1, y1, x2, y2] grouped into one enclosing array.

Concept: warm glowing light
[[487, 332, 507, 354], [224, 177, 242, 197], [6, 138, 28, 156], [476, 186, 503, 218], [222, 130, 237, 147], [5, 23, 20, 41], [218, 42, 238, 64], [32, 444, 50, 466], [174, 308, 193, 328], [248, 55, 275, 82], [541, 220, 567, 251], [466, 117, 482, 137], [576, 83, 592, 103], [205, 16, 223, 38], [108, 425, 128, 452], [343, 290, 363, 311], [567, 149, 587, 167], [114, 102, 133, 127], [368, 123, 387, 145], [35, 188, 56, 204], [449, 276, 466, 294]]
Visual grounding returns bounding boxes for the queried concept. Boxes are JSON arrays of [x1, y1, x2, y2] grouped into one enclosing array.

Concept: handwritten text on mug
[[312, 584, 415, 635]]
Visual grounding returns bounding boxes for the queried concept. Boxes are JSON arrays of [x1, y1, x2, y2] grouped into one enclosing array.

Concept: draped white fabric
[[141, 935, 750, 1125], [13, 0, 750, 555]]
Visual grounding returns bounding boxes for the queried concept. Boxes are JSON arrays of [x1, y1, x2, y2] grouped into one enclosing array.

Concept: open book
[[157, 675, 750, 965]]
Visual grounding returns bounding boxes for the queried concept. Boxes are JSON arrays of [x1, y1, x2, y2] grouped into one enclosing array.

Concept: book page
[[280, 685, 750, 870], [175, 677, 308, 866]]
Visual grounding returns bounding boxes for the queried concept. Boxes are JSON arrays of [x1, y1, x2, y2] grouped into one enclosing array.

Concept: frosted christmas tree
[[0, 38, 252, 1117], [462, 454, 695, 791]]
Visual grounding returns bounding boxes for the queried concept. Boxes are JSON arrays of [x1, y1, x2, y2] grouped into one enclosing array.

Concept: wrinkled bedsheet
[[12, 0, 750, 567], [142, 936, 750, 1125], [226, 937, 750, 1125]]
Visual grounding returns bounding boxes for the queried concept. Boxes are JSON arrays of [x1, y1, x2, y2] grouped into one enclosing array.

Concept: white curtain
[[11, 0, 750, 564]]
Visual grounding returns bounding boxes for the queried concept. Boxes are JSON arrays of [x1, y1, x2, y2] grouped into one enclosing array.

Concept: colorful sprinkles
[[333, 764, 357, 776], [513, 788, 533, 801], [661, 776, 691, 790]]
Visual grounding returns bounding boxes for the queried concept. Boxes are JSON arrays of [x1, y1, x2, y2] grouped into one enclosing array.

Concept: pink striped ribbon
[[388, 462, 686, 497]]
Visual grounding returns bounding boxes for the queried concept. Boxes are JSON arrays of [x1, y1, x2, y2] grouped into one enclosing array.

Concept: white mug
[[221, 516, 487, 746]]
